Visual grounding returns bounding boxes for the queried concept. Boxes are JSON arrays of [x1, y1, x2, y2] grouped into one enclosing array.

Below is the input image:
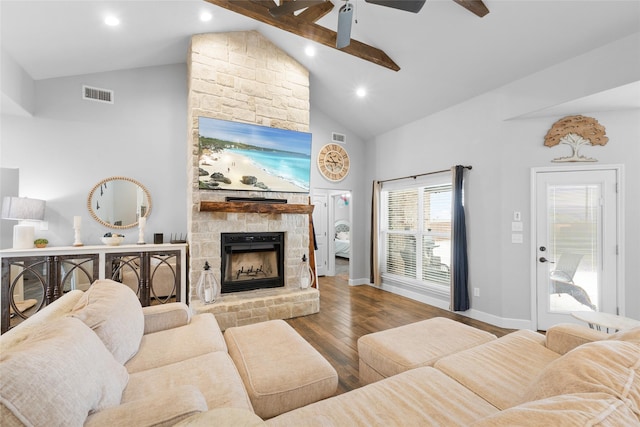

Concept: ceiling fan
[[205, 0, 489, 71], [268, 0, 487, 48]]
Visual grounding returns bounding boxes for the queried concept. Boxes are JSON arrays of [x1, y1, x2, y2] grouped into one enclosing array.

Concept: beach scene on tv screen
[[198, 117, 312, 193]]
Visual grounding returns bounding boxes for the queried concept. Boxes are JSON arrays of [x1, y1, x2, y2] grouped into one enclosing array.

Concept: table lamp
[[1, 196, 46, 249]]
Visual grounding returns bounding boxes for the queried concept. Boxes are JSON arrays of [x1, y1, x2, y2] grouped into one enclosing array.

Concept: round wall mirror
[[87, 176, 152, 229]]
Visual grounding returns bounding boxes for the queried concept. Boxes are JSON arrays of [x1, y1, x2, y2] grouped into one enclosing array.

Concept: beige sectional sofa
[[266, 324, 640, 426], [1, 278, 639, 426]]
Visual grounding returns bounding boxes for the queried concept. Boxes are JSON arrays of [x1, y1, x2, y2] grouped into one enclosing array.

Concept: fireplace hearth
[[221, 232, 285, 294]]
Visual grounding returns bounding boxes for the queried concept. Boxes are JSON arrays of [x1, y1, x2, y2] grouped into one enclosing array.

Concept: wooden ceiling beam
[[452, 0, 490, 18], [206, 0, 401, 71]]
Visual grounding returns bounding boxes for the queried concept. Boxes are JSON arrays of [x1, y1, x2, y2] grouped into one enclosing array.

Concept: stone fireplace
[[186, 32, 319, 330]]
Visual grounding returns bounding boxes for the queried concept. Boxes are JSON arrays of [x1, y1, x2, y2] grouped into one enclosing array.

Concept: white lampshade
[[1, 197, 46, 221], [1, 197, 46, 249]]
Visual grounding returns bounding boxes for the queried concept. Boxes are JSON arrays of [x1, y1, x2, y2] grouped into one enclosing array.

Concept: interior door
[[312, 193, 328, 276], [534, 168, 619, 331]]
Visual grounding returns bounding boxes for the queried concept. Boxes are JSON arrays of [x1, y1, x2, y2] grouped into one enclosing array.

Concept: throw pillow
[[522, 340, 640, 417], [471, 393, 639, 427], [70, 279, 144, 364], [0, 317, 129, 426]]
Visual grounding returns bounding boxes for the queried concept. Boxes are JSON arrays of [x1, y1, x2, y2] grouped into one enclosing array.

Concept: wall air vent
[[82, 85, 114, 104], [332, 132, 346, 144]]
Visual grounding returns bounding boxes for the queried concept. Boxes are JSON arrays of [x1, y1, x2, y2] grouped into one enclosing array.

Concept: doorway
[[312, 189, 352, 278], [532, 166, 622, 331]]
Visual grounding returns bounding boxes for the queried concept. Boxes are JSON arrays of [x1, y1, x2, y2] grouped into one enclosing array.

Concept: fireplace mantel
[[200, 201, 314, 215]]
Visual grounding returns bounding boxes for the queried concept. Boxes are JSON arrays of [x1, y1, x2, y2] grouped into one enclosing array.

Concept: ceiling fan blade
[[269, 0, 326, 17], [364, 0, 426, 13], [452, 0, 489, 17], [336, 2, 354, 49]]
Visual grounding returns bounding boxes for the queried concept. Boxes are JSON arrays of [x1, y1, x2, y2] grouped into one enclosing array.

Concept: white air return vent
[[82, 85, 114, 104], [332, 132, 346, 144]]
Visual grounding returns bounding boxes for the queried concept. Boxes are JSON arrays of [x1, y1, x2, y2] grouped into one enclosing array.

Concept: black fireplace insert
[[220, 232, 285, 293]]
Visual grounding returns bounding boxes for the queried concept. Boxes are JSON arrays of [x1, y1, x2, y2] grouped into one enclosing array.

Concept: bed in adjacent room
[[335, 220, 350, 259]]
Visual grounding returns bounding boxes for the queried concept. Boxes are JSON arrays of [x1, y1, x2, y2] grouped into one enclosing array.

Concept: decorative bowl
[[101, 236, 125, 246]]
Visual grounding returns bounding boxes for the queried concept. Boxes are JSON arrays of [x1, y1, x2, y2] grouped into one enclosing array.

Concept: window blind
[[382, 179, 452, 286]]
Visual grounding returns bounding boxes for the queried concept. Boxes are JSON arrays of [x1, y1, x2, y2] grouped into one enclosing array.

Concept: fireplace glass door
[[221, 232, 284, 293]]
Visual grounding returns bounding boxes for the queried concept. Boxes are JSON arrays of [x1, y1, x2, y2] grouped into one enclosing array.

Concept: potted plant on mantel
[[34, 238, 48, 248]]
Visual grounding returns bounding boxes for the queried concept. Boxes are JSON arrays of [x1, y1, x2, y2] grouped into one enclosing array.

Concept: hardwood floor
[[285, 275, 515, 395]]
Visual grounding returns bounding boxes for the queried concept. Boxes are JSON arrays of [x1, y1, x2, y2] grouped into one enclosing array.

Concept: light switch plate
[[513, 211, 521, 221], [512, 233, 523, 244], [511, 221, 523, 232]]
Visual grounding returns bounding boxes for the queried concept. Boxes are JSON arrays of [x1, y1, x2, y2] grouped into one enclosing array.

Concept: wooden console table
[[0, 243, 188, 333]]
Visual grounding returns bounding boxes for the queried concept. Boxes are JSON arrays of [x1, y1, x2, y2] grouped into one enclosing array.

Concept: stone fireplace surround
[[186, 31, 319, 330]]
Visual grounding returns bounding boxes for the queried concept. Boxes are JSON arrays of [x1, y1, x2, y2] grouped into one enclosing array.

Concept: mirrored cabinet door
[[1, 254, 99, 332]]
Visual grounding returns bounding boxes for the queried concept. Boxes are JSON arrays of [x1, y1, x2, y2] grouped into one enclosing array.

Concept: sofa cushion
[[607, 326, 640, 344], [266, 367, 499, 427], [85, 385, 207, 427], [434, 329, 560, 410], [0, 317, 129, 427], [523, 339, 640, 416], [124, 351, 254, 412], [70, 279, 144, 364], [357, 317, 497, 383], [125, 313, 227, 374], [175, 408, 266, 427], [471, 393, 639, 427], [0, 290, 84, 353]]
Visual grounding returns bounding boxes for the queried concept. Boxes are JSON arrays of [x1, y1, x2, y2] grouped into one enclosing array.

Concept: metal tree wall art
[[544, 115, 608, 162]]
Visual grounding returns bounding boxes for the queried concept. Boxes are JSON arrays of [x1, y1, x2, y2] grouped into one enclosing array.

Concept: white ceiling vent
[[82, 85, 114, 104], [332, 132, 346, 144]]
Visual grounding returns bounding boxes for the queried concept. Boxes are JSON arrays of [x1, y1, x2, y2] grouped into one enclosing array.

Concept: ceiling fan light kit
[[337, 2, 354, 49]]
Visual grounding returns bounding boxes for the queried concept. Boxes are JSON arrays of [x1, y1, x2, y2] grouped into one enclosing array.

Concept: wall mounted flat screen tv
[[198, 117, 312, 193]]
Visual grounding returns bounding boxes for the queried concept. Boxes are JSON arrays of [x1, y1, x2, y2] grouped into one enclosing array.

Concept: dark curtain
[[370, 180, 382, 285], [451, 165, 469, 311]]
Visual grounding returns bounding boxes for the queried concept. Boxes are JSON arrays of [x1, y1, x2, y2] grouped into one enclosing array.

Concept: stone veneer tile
[[192, 288, 319, 331]]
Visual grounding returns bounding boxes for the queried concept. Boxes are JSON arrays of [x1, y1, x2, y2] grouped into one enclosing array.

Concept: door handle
[[539, 257, 555, 263]]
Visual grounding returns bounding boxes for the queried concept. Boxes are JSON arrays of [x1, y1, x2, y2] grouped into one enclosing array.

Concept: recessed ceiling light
[[104, 15, 120, 26], [305, 46, 316, 57], [200, 12, 213, 22], [356, 87, 367, 98]]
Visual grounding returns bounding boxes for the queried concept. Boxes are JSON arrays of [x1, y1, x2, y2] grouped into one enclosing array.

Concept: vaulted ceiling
[[1, 1, 639, 140]]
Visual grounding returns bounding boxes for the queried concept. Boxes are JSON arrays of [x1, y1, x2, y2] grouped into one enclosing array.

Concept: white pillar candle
[[73, 216, 81, 228]]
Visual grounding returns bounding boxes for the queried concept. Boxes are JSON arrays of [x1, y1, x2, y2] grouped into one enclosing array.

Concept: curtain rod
[[377, 165, 472, 184]]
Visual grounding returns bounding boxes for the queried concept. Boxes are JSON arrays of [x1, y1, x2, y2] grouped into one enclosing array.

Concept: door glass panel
[[547, 184, 599, 313]]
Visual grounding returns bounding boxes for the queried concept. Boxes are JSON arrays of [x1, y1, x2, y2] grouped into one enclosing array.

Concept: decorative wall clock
[[317, 143, 350, 182]]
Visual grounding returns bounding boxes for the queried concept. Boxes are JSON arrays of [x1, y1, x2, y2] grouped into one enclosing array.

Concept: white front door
[[312, 193, 328, 276], [533, 167, 620, 331]]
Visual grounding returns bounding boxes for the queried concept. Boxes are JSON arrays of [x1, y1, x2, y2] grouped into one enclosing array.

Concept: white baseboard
[[349, 277, 370, 286], [351, 282, 534, 331]]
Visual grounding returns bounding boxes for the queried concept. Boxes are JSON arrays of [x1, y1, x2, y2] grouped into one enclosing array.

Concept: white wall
[[366, 35, 640, 327], [309, 108, 368, 283], [1, 48, 35, 116], [0, 168, 19, 249], [1, 64, 188, 246]]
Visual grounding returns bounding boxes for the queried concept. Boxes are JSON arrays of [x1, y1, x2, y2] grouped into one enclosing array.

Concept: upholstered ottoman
[[357, 317, 497, 385], [224, 320, 338, 419]]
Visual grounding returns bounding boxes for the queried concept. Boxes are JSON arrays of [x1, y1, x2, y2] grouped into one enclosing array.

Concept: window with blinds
[[382, 179, 452, 287]]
